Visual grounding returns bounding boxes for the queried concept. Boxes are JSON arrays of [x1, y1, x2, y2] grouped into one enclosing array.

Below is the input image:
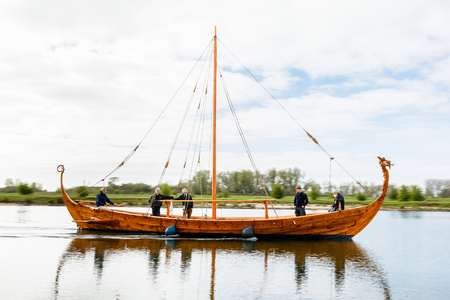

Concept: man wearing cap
[[96, 187, 115, 207], [294, 186, 308, 216]]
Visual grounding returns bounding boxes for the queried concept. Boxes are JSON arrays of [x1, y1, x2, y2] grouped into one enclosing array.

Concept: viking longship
[[58, 28, 393, 239]]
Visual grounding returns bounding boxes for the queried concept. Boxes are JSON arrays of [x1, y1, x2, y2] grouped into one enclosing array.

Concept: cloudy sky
[[1, 0, 449, 192]]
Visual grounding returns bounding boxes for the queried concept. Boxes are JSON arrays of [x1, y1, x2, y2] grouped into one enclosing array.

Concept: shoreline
[[2, 202, 450, 212]]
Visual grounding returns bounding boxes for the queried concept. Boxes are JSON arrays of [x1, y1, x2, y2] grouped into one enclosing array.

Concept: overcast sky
[[1, 0, 449, 192]]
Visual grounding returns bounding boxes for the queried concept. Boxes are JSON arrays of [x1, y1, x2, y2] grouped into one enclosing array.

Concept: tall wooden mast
[[212, 27, 217, 219]]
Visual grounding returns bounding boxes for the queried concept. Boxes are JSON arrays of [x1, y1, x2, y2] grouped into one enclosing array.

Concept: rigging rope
[[76, 38, 214, 198], [148, 39, 215, 217], [219, 67, 279, 218], [217, 38, 375, 199], [329, 157, 334, 205], [175, 43, 214, 197]]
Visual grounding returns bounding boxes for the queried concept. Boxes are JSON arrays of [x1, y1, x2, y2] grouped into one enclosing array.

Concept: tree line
[[2, 173, 447, 200], [424, 179, 450, 198], [0, 179, 44, 194]]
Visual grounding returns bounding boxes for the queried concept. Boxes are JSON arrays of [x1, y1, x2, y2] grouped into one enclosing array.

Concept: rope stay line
[[217, 38, 375, 199], [76, 38, 214, 198], [187, 47, 214, 194], [197, 80, 213, 217], [148, 79, 200, 213], [175, 42, 214, 199], [218, 66, 279, 218], [148, 39, 215, 217]]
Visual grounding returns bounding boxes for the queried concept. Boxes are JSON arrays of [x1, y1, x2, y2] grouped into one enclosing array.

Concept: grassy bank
[[1, 193, 450, 211]]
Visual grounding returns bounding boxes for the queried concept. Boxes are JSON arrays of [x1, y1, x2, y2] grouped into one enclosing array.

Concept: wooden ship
[[57, 28, 393, 239]]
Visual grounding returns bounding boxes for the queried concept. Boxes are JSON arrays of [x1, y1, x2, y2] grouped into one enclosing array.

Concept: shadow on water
[[53, 235, 392, 299]]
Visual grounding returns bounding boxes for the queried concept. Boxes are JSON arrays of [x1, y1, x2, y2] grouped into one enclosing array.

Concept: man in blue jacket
[[328, 189, 345, 212], [96, 187, 115, 207], [294, 186, 308, 216]]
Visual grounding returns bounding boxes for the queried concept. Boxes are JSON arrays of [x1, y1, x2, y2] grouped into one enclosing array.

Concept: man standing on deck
[[96, 187, 114, 207], [149, 187, 174, 217], [294, 186, 308, 216], [174, 188, 193, 218]]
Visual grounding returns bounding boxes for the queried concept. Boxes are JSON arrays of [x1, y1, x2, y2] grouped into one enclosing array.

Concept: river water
[[0, 206, 449, 300]]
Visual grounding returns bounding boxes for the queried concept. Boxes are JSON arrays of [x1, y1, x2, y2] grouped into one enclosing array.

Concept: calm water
[[0, 206, 449, 300]]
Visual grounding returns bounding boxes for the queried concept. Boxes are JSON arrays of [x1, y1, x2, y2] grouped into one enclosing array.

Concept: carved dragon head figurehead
[[377, 156, 393, 169]]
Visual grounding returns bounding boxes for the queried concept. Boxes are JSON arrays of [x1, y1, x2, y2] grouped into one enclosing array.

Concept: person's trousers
[[295, 206, 306, 216], [183, 208, 193, 219], [152, 207, 161, 216]]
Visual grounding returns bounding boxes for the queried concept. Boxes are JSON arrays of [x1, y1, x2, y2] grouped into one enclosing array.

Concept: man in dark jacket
[[328, 189, 345, 212], [96, 188, 114, 207], [174, 188, 193, 219], [149, 187, 174, 216], [294, 186, 308, 216]]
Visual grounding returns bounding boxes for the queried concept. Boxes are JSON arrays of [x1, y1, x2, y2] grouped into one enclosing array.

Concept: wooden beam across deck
[[165, 199, 276, 202]]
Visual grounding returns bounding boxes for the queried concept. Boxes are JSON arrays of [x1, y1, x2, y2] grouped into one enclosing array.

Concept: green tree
[[239, 170, 255, 194], [308, 183, 321, 200], [76, 186, 89, 197], [411, 185, 425, 201], [218, 189, 229, 198], [192, 170, 211, 195], [108, 177, 120, 191], [278, 168, 303, 195], [264, 168, 278, 192], [161, 184, 172, 195], [217, 171, 231, 192], [355, 191, 366, 201], [17, 183, 33, 195], [271, 184, 284, 199], [388, 187, 398, 200], [398, 185, 411, 201]]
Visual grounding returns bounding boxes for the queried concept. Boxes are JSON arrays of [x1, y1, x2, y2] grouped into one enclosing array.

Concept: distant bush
[[271, 184, 284, 199], [0, 196, 10, 203], [388, 187, 398, 200], [218, 190, 229, 198], [355, 192, 367, 201], [308, 183, 321, 200], [24, 198, 34, 205], [18, 183, 34, 195], [76, 186, 89, 197], [161, 184, 172, 195], [411, 185, 425, 201], [398, 186, 411, 201], [56, 197, 64, 204]]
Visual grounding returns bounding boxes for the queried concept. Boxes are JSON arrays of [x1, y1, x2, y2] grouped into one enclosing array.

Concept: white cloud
[[1, 0, 450, 192]]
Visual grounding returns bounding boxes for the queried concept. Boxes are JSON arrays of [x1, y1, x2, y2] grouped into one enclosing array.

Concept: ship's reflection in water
[[53, 235, 391, 300]]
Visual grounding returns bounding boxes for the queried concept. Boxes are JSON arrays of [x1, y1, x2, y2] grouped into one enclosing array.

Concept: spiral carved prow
[[377, 156, 393, 169]]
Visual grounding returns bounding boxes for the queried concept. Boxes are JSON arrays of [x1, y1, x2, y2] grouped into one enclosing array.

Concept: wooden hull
[[57, 157, 392, 239]]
